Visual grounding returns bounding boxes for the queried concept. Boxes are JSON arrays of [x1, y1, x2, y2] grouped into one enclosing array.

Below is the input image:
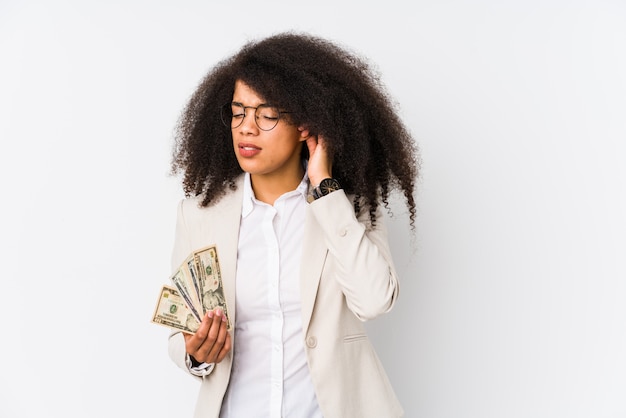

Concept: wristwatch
[[312, 178, 342, 200]]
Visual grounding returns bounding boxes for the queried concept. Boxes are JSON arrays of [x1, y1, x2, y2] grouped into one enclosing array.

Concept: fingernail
[[207, 311, 214, 318], [215, 308, 223, 316]]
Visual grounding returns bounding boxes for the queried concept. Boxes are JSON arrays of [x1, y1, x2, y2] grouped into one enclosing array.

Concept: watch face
[[319, 178, 341, 195]]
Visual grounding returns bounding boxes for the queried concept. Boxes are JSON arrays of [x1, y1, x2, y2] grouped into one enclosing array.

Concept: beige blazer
[[168, 175, 404, 418]]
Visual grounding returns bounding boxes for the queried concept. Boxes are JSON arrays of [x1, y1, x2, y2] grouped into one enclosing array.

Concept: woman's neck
[[250, 167, 305, 205]]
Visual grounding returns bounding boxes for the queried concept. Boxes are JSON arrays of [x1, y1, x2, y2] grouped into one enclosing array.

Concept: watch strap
[[312, 178, 342, 200]]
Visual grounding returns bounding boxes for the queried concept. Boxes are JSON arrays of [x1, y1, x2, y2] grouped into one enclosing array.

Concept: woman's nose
[[239, 109, 259, 132]]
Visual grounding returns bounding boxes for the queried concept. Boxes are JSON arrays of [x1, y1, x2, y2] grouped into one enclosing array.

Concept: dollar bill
[[184, 254, 202, 311], [193, 245, 231, 330], [153, 244, 232, 333], [151, 284, 200, 334], [170, 267, 202, 322]]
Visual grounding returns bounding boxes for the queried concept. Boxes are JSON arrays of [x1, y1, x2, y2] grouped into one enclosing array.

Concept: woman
[[167, 31, 419, 418]]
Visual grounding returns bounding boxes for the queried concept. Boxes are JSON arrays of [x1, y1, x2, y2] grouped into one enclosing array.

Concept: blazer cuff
[[186, 354, 215, 377]]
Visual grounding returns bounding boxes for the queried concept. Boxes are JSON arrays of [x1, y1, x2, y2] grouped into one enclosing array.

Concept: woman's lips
[[238, 143, 261, 158]]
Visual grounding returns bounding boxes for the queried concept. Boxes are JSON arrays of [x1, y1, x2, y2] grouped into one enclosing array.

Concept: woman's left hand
[[305, 134, 333, 186]]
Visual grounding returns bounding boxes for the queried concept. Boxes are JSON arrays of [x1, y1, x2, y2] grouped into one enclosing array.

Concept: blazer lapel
[[299, 204, 327, 334], [199, 177, 244, 327]]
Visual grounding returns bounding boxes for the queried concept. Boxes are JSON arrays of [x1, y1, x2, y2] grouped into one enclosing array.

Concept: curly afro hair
[[171, 31, 420, 228]]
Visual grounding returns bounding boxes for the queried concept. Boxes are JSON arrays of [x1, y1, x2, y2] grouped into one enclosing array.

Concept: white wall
[[1, 1, 624, 417]]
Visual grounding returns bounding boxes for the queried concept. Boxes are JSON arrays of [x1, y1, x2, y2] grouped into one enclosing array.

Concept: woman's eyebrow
[[230, 101, 270, 107]]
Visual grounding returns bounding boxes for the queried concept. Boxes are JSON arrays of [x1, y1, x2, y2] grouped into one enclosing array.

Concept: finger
[[192, 308, 226, 361], [305, 135, 318, 155], [185, 312, 212, 355], [205, 309, 229, 362], [215, 332, 232, 363], [186, 311, 220, 362], [315, 135, 331, 162]]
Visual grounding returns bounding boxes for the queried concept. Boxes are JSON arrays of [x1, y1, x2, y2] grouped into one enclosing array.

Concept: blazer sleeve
[[308, 190, 399, 320]]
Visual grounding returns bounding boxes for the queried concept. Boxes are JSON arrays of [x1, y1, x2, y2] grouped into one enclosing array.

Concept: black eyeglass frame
[[220, 102, 294, 132]]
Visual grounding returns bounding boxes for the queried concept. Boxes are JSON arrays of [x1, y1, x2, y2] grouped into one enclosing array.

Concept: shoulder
[[178, 175, 245, 216], [309, 191, 382, 232], [171, 175, 244, 265]]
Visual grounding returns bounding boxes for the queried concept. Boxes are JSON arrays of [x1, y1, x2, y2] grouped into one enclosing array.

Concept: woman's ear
[[298, 126, 310, 141]]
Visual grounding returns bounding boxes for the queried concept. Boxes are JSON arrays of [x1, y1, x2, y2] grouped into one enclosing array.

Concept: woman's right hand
[[184, 308, 232, 364]]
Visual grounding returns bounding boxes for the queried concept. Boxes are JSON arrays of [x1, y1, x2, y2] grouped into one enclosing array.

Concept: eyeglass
[[221, 102, 293, 131]]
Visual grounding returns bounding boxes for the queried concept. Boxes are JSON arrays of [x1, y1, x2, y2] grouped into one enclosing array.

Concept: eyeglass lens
[[222, 103, 281, 131]]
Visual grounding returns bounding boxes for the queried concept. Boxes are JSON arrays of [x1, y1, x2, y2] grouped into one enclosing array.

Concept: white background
[[1, 1, 625, 417]]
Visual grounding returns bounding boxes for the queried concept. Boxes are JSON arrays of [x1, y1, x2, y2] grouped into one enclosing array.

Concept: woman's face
[[230, 80, 306, 182]]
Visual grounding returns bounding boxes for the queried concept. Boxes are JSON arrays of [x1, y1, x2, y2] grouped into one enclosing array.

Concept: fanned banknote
[[152, 244, 231, 332], [192, 245, 231, 330], [151, 284, 200, 334]]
